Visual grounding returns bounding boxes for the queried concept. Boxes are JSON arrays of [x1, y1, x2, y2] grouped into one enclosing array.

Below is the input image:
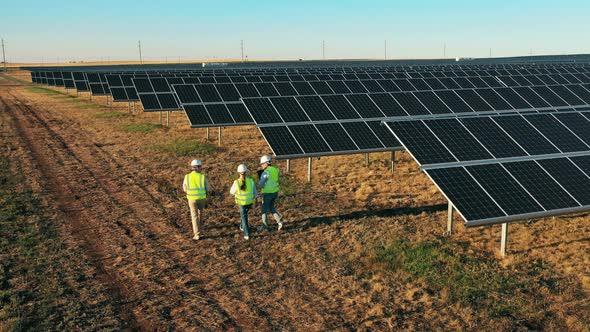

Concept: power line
[[138, 40, 143, 64], [1, 39, 6, 72], [241, 40, 244, 62]]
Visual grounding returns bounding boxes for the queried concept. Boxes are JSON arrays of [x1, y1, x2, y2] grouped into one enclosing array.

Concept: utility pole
[[241, 40, 244, 62], [443, 43, 447, 58], [384, 40, 387, 60], [489, 48, 492, 58], [138, 40, 143, 64], [1, 39, 6, 72], [322, 40, 325, 60]]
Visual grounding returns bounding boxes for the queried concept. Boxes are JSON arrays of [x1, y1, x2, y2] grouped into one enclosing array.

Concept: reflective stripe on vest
[[185, 172, 206, 200], [234, 177, 255, 206], [262, 166, 279, 194]]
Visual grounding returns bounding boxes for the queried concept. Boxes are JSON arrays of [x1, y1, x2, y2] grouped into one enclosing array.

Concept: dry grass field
[[1, 69, 589, 331]]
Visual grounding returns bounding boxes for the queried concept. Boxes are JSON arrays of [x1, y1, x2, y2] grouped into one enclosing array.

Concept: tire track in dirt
[[3, 89, 286, 330], [2, 92, 236, 330]]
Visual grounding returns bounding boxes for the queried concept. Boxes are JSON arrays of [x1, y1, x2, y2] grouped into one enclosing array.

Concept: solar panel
[[384, 109, 590, 225], [414, 91, 452, 114], [321, 95, 361, 119], [435, 90, 473, 113], [341, 122, 385, 149], [259, 126, 303, 156], [426, 167, 506, 221]]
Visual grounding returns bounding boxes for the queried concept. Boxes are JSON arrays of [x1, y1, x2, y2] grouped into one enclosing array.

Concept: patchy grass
[[375, 238, 588, 328], [118, 122, 162, 133], [146, 137, 216, 157], [94, 111, 130, 119], [26, 86, 64, 96], [76, 103, 102, 110], [0, 153, 122, 330]]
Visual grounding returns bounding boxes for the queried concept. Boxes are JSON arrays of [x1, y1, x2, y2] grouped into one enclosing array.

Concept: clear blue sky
[[2, 0, 589, 62]]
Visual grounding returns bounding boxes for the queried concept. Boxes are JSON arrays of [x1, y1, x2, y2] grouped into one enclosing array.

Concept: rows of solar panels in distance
[[105, 74, 140, 102], [244, 84, 590, 125], [172, 73, 590, 104], [35, 64, 590, 86], [36, 64, 590, 91], [384, 109, 590, 166], [426, 154, 590, 225]]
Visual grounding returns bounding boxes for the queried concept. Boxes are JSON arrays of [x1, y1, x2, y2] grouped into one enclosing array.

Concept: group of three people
[[182, 155, 284, 240]]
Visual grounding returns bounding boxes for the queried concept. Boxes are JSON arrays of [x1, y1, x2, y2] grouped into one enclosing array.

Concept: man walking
[[182, 159, 209, 240], [258, 155, 284, 231]]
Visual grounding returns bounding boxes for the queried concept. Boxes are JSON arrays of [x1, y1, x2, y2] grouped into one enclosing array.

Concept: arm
[[182, 175, 187, 192], [230, 181, 237, 196], [258, 171, 268, 189]]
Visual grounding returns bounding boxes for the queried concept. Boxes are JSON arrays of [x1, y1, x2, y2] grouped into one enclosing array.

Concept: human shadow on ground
[[281, 203, 448, 233]]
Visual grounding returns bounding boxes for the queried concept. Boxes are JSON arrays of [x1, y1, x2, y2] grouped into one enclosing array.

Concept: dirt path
[[1, 88, 252, 330]]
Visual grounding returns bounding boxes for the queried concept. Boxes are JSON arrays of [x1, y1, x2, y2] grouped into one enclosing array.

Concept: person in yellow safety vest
[[182, 159, 209, 240], [258, 155, 284, 231], [230, 164, 258, 240]]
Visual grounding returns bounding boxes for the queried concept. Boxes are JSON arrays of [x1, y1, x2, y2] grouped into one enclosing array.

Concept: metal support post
[[307, 157, 312, 183], [159, 111, 162, 125], [447, 202, 454, 235], [166, 111, 170, 127], [127, 102, 131, 113], [365, 153, 369, 166], [286, 159, 291, 173], [500, 223, 508, 257], [391, 150, 396, 174], [206, 127, 210, 140], [218, 127, 222, 146]]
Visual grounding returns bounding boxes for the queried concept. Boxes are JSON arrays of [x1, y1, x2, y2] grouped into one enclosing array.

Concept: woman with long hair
[[230, 164, 258, 240]]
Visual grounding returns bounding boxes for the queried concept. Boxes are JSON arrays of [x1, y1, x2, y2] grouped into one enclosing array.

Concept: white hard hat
[[190, 159, 202, 167], [237, 164, 248, 173], [260, 155, 272, 164]]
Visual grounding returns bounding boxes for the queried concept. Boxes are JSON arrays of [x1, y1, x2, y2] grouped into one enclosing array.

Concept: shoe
[[278, 222, 284, 231], [239, 225, 244, 231], [244, 235, 249, 240], [193, 235, 200, 240]]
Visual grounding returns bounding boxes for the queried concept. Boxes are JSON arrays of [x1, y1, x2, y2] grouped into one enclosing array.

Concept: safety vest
[[185, 171, 206, 200], [261, 166, 280, 194], [234, 177, 255, 206]]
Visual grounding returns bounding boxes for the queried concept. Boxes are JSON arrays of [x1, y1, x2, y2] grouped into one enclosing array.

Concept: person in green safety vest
[[182, 159, 209, 240], [258, 155, 284, 231], [230, 164, 258, 240]]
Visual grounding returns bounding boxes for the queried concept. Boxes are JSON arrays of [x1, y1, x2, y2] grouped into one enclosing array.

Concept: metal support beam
[[286, 159, 291, 173], [159, 111, 162, 125], [206, 127, 210, 140], [391, 150, 396, 174], [127, 102, 131, 113], [500, 223, 508, 257], [166, 111, 170, 127], [447, 202, 454, 235], [307, 157, 312, 183], [218, 127, 222, 146], [365, 153, 369, 166]]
